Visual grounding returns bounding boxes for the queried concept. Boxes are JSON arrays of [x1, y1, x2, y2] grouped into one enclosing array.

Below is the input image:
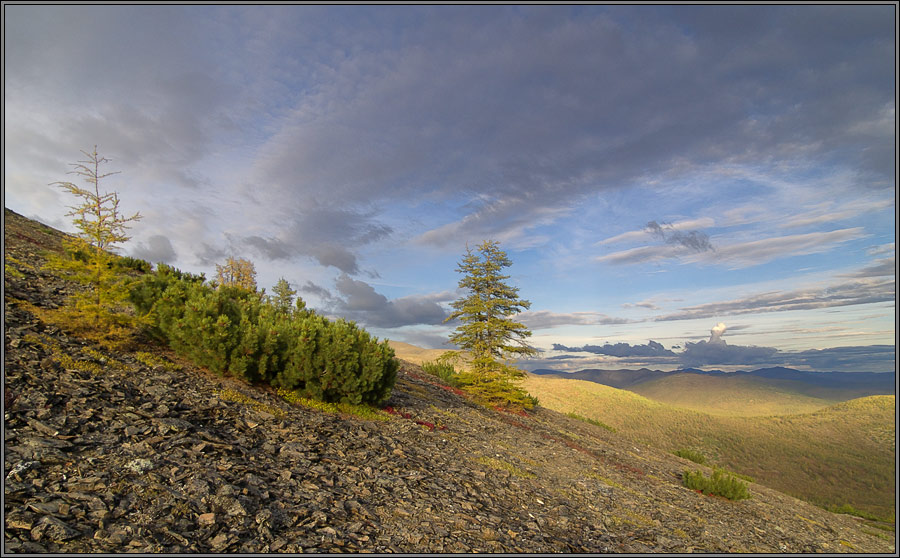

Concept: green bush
[[128, 264, 398, 405], [827, 503, 892, 523], [682, 468, 751, 501], [673, 448, 708, 465], [456, 373, 537, 410], [115, 255, 152, 273], [422, 360, 459, 385]]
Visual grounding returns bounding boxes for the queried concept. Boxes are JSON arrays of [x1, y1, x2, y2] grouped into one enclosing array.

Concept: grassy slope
[[627, 373, 839, 416], [521, 373, 896, 520], [386, 341, 450, 365]]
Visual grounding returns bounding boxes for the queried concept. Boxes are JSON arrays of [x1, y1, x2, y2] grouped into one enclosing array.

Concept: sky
[[4, 4, 896, 374]]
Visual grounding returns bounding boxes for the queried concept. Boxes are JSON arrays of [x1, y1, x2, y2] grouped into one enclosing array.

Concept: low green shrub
[[277, 388, 390, 421], [422, 360, 459, 385], [682, 468, 751, 501], [128, 264, 398, 405], [673, 448, 708, 465], [115, 255, 152, 273], [827, 503, 893, 523]]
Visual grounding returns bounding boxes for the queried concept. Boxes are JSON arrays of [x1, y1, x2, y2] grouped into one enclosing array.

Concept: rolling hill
[[520, 372, 896, 521], [626, 373, 839, 416], [531, 366, 895, 401]]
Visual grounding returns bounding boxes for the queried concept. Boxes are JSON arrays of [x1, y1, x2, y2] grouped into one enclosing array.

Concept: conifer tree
[[445, 240, 537, 382], [216, 256, 257, 291], [271, 277, 300, 315], [46, 146, 142, 326]]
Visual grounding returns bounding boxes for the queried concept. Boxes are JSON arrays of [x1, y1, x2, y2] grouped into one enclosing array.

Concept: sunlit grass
[[276, 388, 390, 421], [521, 373, 895, 520]]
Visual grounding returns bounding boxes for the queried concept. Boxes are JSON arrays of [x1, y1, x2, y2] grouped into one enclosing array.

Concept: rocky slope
[[3, 208, 895, 553]]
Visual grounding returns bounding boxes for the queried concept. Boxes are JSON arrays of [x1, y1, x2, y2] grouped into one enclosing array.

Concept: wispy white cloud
[[517, 310, 633, 330], [689, 228, 868, 269], [657, 276, 894, 321], [415, 198, 571, 250], [599, 226, 869, 269], [598, 218, 714, 243], [622, 299, 663, 311], [779, 199, 894, 229]]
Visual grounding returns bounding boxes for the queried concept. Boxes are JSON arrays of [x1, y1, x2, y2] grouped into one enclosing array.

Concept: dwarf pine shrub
[[129, 264, 398, 405], [422, 360, 459, 385], [682, 468, 751, 501], [673, 448, 708, 465]]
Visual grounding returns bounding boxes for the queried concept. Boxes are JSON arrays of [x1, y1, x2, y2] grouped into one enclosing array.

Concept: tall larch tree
[[47, 146, 142, 322], [216, 257, 258, 291]]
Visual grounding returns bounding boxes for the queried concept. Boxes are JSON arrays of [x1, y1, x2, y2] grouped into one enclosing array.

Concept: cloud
[[553, 340, 676, 358], [246, 6, 894, 252], [779, 199, 894, 229], [297, 280, 339, 306], [129, 235, 177, 264], [694, 228, 868, 269], [331, 274, 453, 328], [517, 310, 632, 330], [840, 257, 895, 279], [415, 198, 570, 250], [867, 243, 894, 257], [709, 322, 727, 344], [782, 345, 895, 373], [595, 245, 677, 266], [622, 300, 662, 311], [234, 206, 393, 275], [658, 276, 895, 321], [646, 221, 714, 252], [679, 339, 779, 367], [599, 228, 869, 269]]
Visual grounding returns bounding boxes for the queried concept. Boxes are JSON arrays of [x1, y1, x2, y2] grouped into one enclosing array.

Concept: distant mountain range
[[529, 366, 896, 396]]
